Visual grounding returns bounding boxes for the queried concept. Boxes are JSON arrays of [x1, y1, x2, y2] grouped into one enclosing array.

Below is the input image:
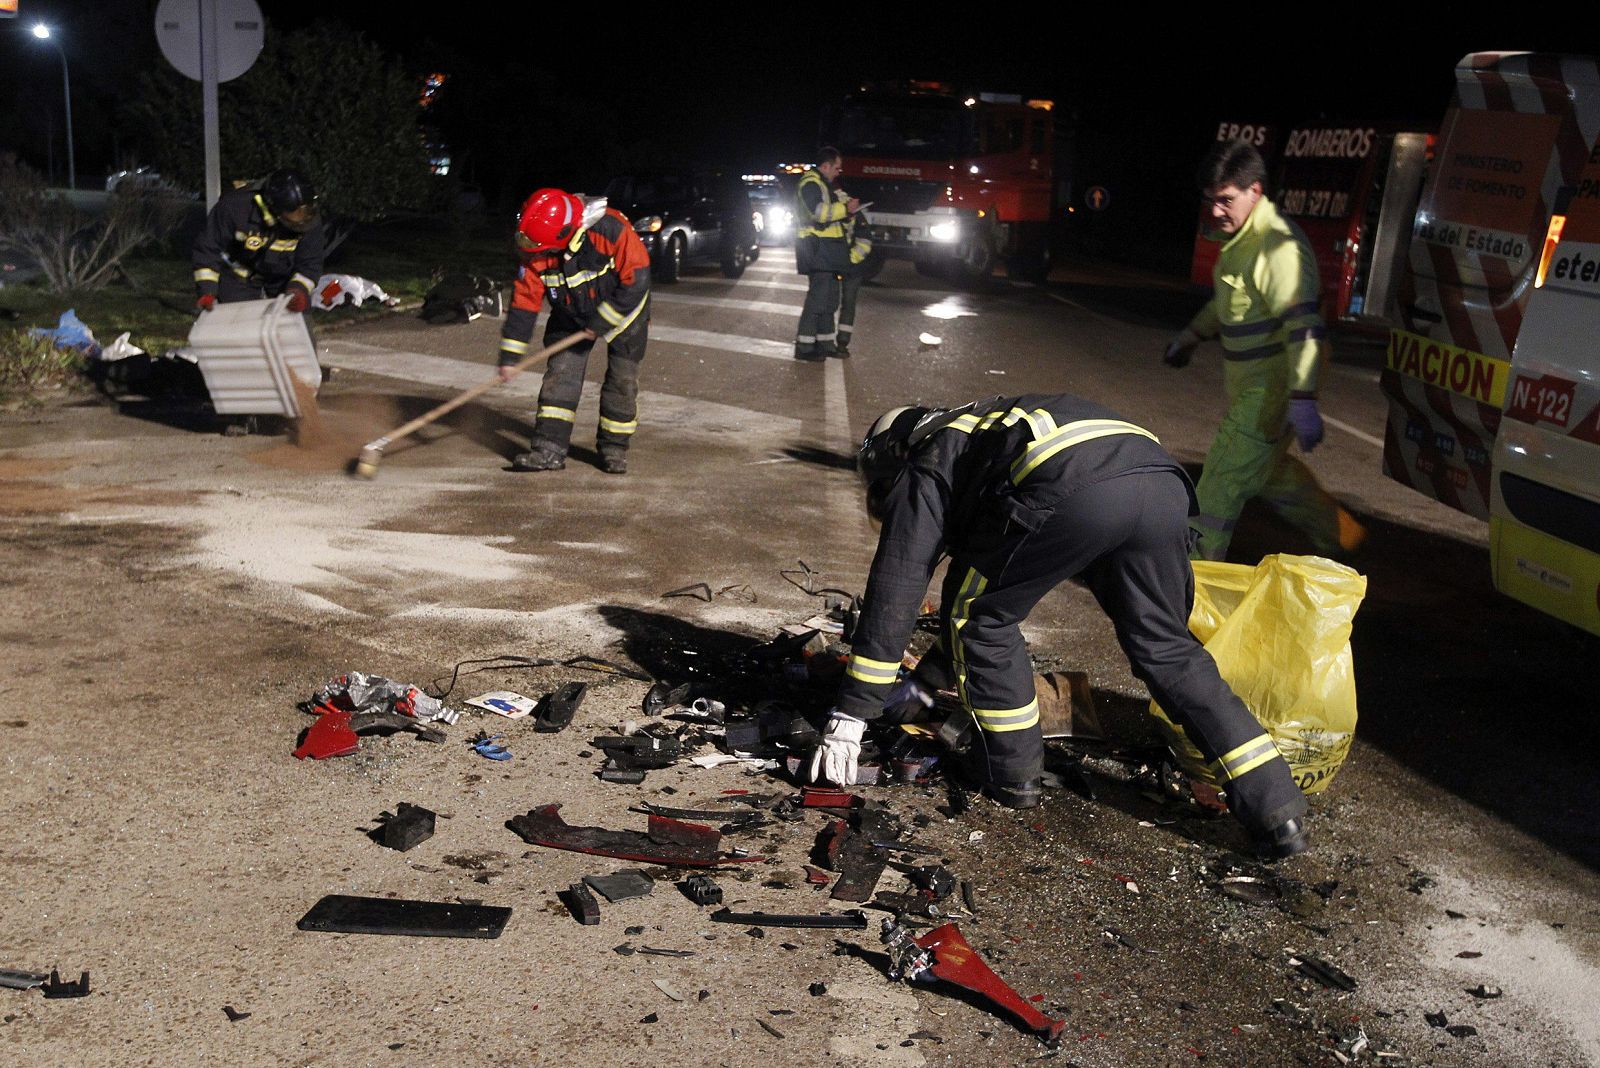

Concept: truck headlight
[[929, 221, 960, 242], [766, 206, 791, 233]]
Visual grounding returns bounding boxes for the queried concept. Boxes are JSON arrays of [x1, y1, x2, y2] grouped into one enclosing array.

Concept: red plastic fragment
[[911, 923, 1066, 1045], [647, 814, 721, 849], [803, 865, 833, 886], [800, 786, 862, 809], [293, 709, 360, 759]]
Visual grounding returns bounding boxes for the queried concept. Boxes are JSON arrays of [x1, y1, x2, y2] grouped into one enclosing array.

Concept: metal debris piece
[[640, 947, 695, 958], [593, 733, 685, 770], [1290, 953, 1357, 991], [643, 681, 691, 715], [533, 682, 587, 733], [882, 920, 1064, 1045], [1219, 876, 1281, 906], [709, 909, 867, 930], [613, 943, 637, 956], [960, 881, 979, 916], [600, 766, 648, 785], [222, 1005, 251, 1022], [637, 804, 764, 828], [507, 805, 762, 867], [681, 874, 724, 906], [563, 882, 601, 924], [1456, 950, 1482, 959], [1425, 1011, 1449, 1029], [1445, 1025, 1478, 1038], [583, 870, 656, 903], [759, 1019, 786, 1039], [0, 969, 49, 991], [381, 803, 437, 852], [1467, 984, 1503, 999], [663, 582, 714, 602], [41, 971, 91, 1000], [297, 895, 510, 939]]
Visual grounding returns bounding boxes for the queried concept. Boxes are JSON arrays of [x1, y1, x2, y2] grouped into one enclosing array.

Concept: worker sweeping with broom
[[496, 189, 652, 475]]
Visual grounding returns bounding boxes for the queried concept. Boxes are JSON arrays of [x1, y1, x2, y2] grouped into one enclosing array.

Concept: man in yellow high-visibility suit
[[792, 147, 859, 361], [1164, 140, 1364, 561]]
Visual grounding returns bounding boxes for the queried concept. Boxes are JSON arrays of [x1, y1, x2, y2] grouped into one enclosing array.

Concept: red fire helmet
[[517, 188, 585, 252]]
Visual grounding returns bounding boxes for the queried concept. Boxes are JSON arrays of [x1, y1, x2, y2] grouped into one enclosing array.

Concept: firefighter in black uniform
[[498, 188, 651, 475], [192, 169, 324, 313], [807, 394, 1310, 859]]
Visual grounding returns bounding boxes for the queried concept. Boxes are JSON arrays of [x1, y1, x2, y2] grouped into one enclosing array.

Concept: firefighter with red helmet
[[498, 188, 652, 474], [192, 168, 324, 313]]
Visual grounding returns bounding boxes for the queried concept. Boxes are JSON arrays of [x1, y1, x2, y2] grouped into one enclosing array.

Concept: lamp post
[[32, 23, 75, 191]]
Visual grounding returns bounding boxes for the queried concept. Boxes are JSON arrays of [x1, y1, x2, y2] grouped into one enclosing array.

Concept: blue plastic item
[[28, 309, 100, 357]]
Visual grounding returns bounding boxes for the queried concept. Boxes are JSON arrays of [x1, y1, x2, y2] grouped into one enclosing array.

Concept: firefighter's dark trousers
[[838, 270, 863, 348], [941, 469, 1307, 837], [796, 272, 841, 353], [218, 277, 282, 302], [531, 317, 647, 455]]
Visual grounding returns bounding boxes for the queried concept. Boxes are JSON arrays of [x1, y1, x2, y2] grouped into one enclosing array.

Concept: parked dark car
[[602, 171, 759, 282]]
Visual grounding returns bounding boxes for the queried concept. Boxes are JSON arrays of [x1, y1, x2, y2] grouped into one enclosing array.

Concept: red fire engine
[[822, 82, 1061, 284]]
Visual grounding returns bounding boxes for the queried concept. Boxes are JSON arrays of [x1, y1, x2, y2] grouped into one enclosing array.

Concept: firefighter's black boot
[[1254, 816, 1309, 860], [510, 445, 566, 472], [599, 448, 628, 475]]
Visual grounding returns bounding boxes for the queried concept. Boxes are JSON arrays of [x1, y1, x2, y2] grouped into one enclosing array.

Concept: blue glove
[[882, 677, 934, 722], [1288, 397, 1324, 453]]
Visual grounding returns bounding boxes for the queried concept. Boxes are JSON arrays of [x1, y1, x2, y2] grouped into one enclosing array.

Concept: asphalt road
[[2, 250, 1597, 1066]]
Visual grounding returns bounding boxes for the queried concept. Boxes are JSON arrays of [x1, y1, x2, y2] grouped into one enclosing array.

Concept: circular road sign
[[156, 0, 264, 83], [1086, 186, 1111, 211]]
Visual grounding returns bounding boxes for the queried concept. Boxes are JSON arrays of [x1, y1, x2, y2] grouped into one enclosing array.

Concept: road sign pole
[[200, 0, 221, 209]]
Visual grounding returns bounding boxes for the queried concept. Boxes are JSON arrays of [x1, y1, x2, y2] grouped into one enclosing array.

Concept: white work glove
[[807, 710, 866, 786], [1163, 328, 1202, 368], [882, 677, 934, 722]]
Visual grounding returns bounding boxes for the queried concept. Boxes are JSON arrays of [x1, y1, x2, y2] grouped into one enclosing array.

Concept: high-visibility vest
[[795, 169, 848, 240]]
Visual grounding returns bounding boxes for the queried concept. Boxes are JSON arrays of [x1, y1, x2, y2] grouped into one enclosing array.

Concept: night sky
[[0, 3, 1577, 268]]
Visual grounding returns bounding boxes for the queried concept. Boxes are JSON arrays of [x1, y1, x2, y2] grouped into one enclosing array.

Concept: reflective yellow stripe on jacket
[[796, 170, 848, 239]]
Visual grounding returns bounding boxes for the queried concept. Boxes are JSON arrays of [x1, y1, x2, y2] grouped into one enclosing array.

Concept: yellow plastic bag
[[1149, 554, 1367, 795]]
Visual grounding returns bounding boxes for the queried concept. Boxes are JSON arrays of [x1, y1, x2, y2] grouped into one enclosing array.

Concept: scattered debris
[[466, 691, 537, 719], [0, 969, 48, 991], [1219, 876, 1281, 906], [664, 582, 714, 602], [709, 909, 868, 930], [296, 895, 510, 938], [222, 1005, 251, 1022], [882, 920, 1064, 1045], [1424, 1011, 1449, 1029], [1447, 1025, 1479, 1038], [1456, 950, 1482, 959], [563, 883, 601, 925], [918, 332, 943, 346], [312, 672, 457, 724], [583, 870, 655, 903], [759, 1019, 786, 1039], [681, 874, 724, 906], [640, 947, 695, 958], [40, 970, 91, 1000], [1467, 984, 1503, 999], [653, 979, 686, 1002], [809, 982, 828, 996], [507, 805, 763, 866], [470, 732, 512, 761], [380, 803, 437, 852], [1290, 954, 1357, 992]]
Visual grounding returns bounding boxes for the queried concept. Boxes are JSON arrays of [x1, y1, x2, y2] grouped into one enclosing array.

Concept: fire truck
[[1191, 120, 1432, 329], [821, 82, 1062, 284], [1384, 52, 1600, 636]]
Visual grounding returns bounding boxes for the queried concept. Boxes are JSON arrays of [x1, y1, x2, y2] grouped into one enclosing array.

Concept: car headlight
[[929, 221, 960, 242], [766, 206, 792, 233], [635, 215, 663, 234]]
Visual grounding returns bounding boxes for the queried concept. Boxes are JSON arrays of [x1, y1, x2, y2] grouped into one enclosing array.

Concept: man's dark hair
[[816, 145, 842, 166], [1197, 140, 1267, 193]]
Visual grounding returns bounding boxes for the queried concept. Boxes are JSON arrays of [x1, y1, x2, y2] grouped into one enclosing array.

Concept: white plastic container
[[187, 296, 321, 416]]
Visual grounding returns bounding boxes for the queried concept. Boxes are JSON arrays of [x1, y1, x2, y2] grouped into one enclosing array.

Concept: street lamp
[[31, 23, 75, 191]]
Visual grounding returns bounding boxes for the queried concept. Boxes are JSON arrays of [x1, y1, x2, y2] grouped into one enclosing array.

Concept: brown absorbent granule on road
[[249, 386, 407, 473]]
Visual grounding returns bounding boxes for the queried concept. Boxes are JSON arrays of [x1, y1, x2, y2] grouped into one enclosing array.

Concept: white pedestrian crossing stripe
[[653, 291, 799, 316]]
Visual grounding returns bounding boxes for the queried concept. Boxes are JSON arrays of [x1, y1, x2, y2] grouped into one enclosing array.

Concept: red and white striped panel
[[1406, 53, 1600, 358], [1381, 368, 1503, 519]]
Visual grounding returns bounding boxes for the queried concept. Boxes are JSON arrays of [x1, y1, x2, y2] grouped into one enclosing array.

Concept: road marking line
[[653, 291, 800, 316], [679, 275, 811, 294], [824, 356, 855, 525], [1044, 290, 1119, 325], [1324, 414, 1385, 448]]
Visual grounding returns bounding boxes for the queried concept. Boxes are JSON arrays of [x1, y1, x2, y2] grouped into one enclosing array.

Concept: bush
[[0, 330, 88, 404], [0, 154, 186, 294]]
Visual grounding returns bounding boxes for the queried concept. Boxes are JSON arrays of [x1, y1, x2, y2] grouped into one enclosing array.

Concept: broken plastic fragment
[[918, 332, 942, 346], [882, 920, 1064, 1045]]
